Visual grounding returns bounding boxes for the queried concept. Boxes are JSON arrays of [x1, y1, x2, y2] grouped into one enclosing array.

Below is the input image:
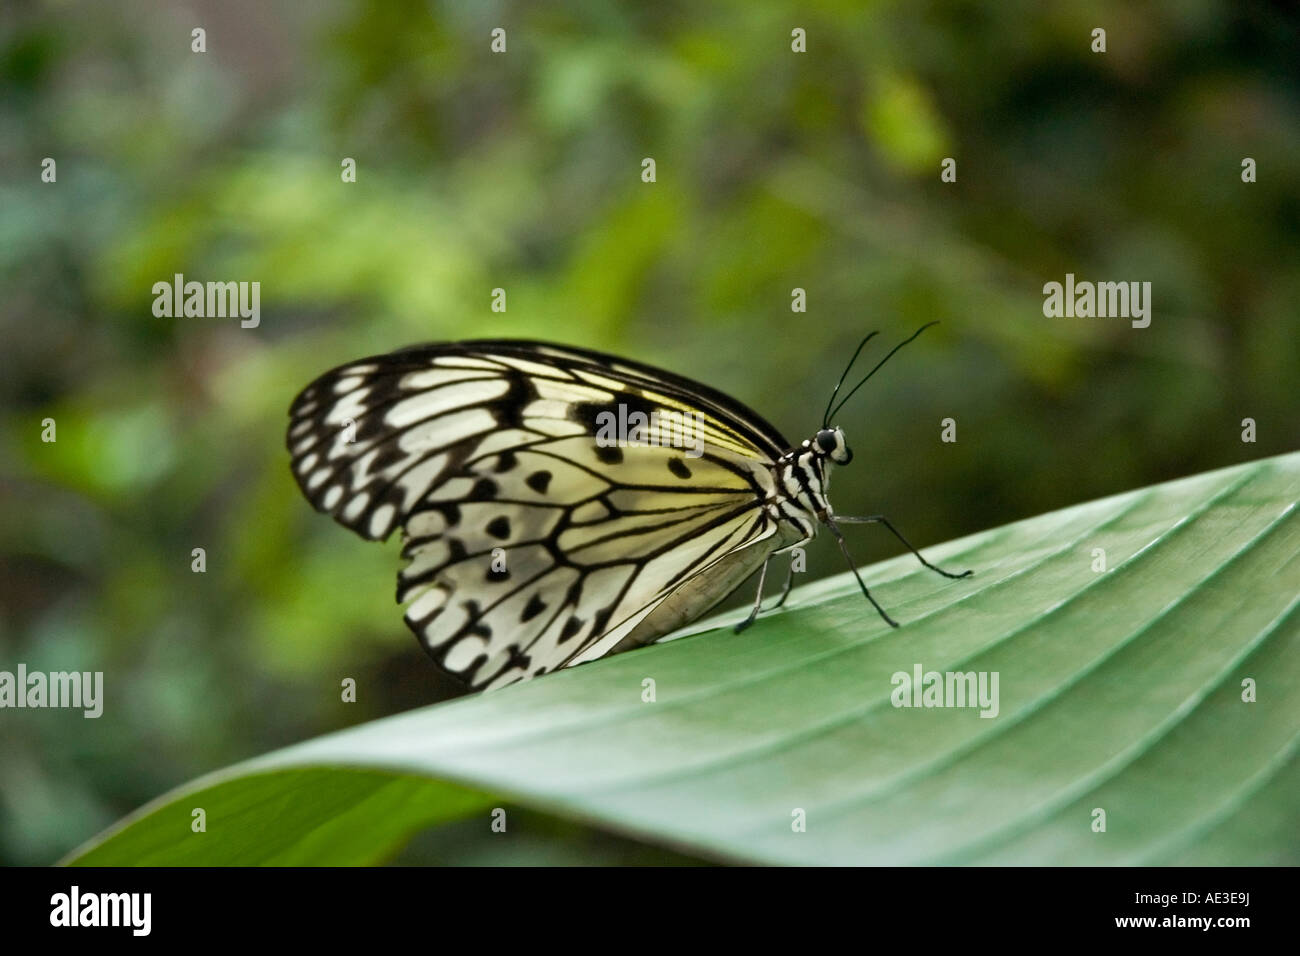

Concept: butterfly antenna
[[821, 332, 880, 428], [828, 322, 940, 422]]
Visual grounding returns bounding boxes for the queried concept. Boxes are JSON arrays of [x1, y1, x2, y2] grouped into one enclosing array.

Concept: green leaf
[[65, 453, 1300, 865]]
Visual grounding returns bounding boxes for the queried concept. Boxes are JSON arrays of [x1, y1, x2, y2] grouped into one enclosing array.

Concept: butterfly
[[286, 324, 970, 692]]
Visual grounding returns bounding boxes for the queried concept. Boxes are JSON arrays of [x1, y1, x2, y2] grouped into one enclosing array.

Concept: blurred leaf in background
[[0, 0, 1297, 864]]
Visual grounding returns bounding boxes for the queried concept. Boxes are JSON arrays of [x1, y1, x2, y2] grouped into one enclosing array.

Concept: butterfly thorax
[[767, 425, 852, 550]]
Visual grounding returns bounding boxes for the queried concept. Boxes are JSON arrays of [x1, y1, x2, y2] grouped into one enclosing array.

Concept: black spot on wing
[[521, 594, 547, 622], [526, 470, 552, 493], [489, 377, 535, 429], [486, 515, 511, 540], [668, 458, 692, 479], [594, 445, 623, 465], [570, 402, 605, 434]]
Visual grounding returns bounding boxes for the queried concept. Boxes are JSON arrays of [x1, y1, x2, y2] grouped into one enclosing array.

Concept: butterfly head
[[810, 426, 852, 466]]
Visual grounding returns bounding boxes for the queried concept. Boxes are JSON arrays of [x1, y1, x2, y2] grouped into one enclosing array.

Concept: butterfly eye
[[816, 429, 838, 453]]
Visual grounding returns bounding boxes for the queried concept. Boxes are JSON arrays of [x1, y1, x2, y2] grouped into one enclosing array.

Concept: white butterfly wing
[[288, 341, 794, 690]]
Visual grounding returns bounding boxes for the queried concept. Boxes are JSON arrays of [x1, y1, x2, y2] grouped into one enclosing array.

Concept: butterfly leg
[[770, 557, 797, 610], [734, 556, 771, 633], [835, 514, 973, 580], [825, 519, 900, 628]]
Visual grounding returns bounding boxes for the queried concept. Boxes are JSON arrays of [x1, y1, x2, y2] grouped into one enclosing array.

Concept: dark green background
[[1, 0, 1296, 864]]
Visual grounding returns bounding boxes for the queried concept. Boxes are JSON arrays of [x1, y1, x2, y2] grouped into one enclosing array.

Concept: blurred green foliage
[[1, 0, 1297, 864]]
